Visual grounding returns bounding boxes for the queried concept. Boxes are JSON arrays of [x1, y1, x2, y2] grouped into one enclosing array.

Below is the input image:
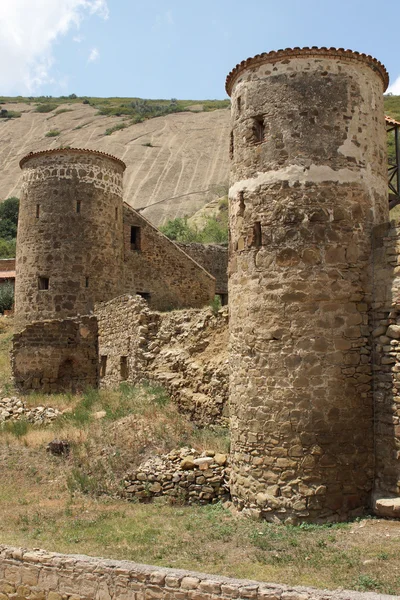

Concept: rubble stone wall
[[123, 205, 215, 311], [371, 221, 400, 501], [15, 150, 125, 329], [11, 316, 98, 393], [176, 243, 228, 296], [96, 295, 229, 425], [227, 49, 389, 522], [124, 447, 229, 504], [0, 545, 395, 600]]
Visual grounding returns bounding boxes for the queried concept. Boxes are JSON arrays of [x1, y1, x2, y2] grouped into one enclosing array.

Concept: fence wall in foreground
[[0, 545, 395, 600]]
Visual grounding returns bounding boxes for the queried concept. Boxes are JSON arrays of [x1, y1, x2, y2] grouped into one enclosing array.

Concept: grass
[[0, 317, 400, 594], [45, 130, 60, 137], [104, 122, 127, 136]]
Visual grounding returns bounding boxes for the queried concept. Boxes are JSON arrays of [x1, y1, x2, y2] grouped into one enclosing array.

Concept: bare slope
[[0, 102, 230, 225]]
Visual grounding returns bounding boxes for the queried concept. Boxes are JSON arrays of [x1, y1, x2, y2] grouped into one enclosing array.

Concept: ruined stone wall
[[96, 295, 228, 425], [123, 205, 215, 311], [227, 49, 389, 522], [12, 316, 98, 393], [15, 149, 125, 328], [0, 545, 394, 600], [176, 243, 228, 297], [371, 221, 400, 502]]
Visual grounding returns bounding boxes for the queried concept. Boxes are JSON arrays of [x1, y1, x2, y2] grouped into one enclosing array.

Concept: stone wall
[[96, 295, 229, 425], [176, 243, 228, 298], [371, 221, 400, 502], [12, 316, 98, 393], [227, 48, 389, 522], [123, 204, 215, 311], [0, 545, 395, 600]]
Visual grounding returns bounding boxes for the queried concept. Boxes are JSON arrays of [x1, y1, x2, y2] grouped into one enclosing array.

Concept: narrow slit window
[[76, 200, 81, 214], [85, 276, 89, 288], [253, 222, 262, 248], [137, 291, 150, 302], [38, 276, 49, 290], [238, 191, 245, 216], [100, 356, 107, 378], [230, 131, 234, 159], [131, 226, 141, 251], [36, 204, 40, 218], [237, 96, 241, 113], [120, 356, 128, 381], [253, 116, 265, 143], [115, 206, 118, 220]]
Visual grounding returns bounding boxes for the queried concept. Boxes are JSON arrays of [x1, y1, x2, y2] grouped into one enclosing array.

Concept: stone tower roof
[[19, 147, 126, 170], [225, 46, 389, 95]]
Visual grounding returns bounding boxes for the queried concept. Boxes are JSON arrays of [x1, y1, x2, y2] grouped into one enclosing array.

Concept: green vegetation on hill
[[384, 95, 400, 166], [160, 197, 228, 243], [0, 197, 18, 259]]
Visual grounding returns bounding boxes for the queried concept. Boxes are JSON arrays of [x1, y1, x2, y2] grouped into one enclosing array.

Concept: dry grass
[[1, 318, 400, 594]]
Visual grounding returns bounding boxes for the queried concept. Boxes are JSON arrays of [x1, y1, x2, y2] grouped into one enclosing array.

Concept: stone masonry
[[12, 316, 98, 393], [15, 150, 126, 328], [226, 48, 389, 522], [0, 545, 395, 600], [95, 295, 228, 425]]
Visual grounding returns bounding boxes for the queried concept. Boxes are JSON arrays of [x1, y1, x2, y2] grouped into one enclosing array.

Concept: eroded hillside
[[0, 102, 230, 225]]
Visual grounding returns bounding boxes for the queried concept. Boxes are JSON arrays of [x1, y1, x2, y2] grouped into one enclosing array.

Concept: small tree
[[0, 282, 14, 313]]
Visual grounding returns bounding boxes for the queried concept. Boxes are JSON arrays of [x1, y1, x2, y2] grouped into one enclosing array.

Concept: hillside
[[0, 95, 399, 225], [0, 98, 230, 226]]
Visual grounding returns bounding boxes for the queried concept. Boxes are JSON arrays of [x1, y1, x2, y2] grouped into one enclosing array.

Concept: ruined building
[[10, 46, 400, 522]]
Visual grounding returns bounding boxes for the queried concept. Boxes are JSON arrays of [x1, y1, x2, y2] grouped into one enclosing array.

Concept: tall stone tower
[[226, 48, 389, 522], [15, 149, 126, 327]]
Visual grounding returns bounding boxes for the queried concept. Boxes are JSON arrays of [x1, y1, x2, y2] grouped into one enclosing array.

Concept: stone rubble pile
[[124, 447, 230, 504], [0, 397, 60, 424]]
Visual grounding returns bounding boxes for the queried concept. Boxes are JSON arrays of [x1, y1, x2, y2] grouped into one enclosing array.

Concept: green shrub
[[0, 238, 16, 257], [3, 418, 28, 437], [45, 130, 60, 137], [104, 122, 127, 136], [0, 197, 19, 240], [36, 103, 59, 113], [210, 295, 222, 315], [0, 282, 14, 313], [160, 212, 228, 244]]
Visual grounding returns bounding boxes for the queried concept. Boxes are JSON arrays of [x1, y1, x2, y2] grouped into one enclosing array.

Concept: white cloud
[[387, 75, 400, 96], [0, 0, 108, 94], [73, 35, 85, 43], [87, 47, 99, 63]]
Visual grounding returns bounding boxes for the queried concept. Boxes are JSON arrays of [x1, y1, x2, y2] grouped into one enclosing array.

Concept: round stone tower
[[226, 47, 389, 522], [15, 148, 126, 327]]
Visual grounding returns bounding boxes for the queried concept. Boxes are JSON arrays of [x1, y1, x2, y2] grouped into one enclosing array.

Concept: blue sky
[[1, 0, 400, 99]]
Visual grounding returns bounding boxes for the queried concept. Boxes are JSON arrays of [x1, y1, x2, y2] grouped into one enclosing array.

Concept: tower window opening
[[253, 222, 262, 248], [131, 226, 141, 251], [85, 276, 89, 288], [100, 355, 107, 378], [120, 356, 128, 380], [36, 204, 40, 218], [230, 131, 234, 159], [253, 116, 265, 143], [76, 200, 81, 214], [38, 276, 49, 290], [115, 206, 118, 220], [238, 191, 245, 216], [137, 291, 150, 301], [237, 96, 241, 113]]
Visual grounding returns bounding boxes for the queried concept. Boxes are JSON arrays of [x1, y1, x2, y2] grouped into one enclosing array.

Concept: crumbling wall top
[[225, 46, 389, 95]]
